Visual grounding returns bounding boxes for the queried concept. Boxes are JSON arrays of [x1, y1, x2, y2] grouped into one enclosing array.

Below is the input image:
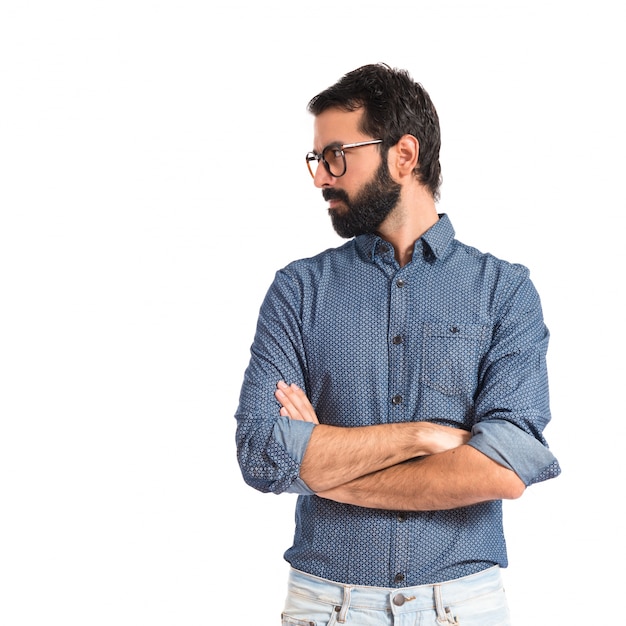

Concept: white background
[[1, 1, 624, 624]]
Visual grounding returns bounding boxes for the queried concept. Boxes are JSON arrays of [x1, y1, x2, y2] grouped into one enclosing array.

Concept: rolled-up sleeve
[[468, 420, 559, 485], [469, 266, 561, 485], [235, 269, 316, 495]]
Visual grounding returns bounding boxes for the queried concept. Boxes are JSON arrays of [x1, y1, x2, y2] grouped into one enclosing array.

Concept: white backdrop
[[1, 1, 624, 624]]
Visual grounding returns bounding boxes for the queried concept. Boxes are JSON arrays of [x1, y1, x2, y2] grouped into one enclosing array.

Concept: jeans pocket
[[281, 605, 340, 626], [281, 614, 316, 626]]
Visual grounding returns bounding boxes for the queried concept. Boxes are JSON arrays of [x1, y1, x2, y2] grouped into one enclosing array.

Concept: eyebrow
[[312, 141, 347, 154]]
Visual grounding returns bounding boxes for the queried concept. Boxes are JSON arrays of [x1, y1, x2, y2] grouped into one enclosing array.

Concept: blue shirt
[[235, 214, 560, 587]]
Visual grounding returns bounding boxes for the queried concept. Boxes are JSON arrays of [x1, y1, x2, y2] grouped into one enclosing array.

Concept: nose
[[313, 164, 335, 189]]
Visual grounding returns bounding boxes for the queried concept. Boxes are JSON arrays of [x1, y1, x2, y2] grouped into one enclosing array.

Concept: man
[[235, 63, 560, 625]]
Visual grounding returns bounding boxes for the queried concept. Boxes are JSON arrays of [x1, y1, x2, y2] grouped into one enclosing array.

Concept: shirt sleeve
[[468, 265, 561, 486], [468, 420, 559, 486], [235, 268, 316, 495]]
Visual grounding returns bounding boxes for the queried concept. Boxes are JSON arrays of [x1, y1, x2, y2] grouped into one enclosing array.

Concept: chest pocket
[[421, 322, 491, 396]]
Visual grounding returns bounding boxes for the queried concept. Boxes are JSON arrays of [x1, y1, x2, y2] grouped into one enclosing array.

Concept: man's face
[[312, 109, 401, 239]]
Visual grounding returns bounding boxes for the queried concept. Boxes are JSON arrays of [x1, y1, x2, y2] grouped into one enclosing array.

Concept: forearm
[[299, 421, 470, 493], [301, 422, 418, 492], [275, 380, 470, 493], [317, 444, 525, 511]]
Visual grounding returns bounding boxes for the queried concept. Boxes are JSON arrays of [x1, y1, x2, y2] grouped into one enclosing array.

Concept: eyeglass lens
[[307, 146, 345, 178], [320, 146, 345, 177]]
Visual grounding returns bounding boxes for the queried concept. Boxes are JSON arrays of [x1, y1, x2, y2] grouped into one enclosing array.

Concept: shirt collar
[[356, 213, 455, 263], [419, 213, 455, 259]]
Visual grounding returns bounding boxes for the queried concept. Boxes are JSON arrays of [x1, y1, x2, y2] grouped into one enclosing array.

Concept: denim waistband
[[287, 565, 503, 614]]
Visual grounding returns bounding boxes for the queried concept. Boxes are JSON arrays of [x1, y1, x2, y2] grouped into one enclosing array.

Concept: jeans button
[[393, 593, 406, 606]]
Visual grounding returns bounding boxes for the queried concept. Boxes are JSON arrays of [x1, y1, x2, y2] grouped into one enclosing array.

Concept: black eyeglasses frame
[[305, 139, 383, 178]]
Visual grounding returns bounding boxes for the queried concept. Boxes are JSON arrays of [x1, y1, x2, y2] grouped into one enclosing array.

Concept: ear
[[389, 134, 419, 180]]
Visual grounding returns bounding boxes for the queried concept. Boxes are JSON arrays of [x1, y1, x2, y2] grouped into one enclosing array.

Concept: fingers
[[275, 381, 319, 424], [416, 422, 472, 456]]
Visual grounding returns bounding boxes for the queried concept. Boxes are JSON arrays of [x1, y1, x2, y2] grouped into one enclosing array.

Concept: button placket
[[389, 273, 408, 417]]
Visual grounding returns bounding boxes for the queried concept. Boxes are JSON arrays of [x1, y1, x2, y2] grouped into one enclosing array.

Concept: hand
[[275, 381, 319, 424], [416, 422, 472, 455]]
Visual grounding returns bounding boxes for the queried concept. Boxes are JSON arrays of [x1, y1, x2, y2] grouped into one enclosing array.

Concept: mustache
[[322, 188, 349, 203]]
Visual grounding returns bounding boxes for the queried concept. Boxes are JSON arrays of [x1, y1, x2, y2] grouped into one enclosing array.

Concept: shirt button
[[391, 395, 403, 405], [392, 335, 403, 345], [394, 572, 405, 584], [393, 593, 406, 606], [397, 512, 407, 522], [396, 279, 405, 288]]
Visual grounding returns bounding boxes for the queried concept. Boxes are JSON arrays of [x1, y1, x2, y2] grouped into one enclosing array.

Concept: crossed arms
[[236, 262, 558, 510], [275, 380, 525, 511]]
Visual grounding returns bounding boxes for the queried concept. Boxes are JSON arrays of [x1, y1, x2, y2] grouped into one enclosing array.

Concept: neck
[[376, 187, 439, 267]]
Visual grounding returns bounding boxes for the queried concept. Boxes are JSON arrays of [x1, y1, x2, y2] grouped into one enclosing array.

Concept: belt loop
[[434, 583, 459, 625], [434, 584, 446, 622], [336, 585, 351, 623]]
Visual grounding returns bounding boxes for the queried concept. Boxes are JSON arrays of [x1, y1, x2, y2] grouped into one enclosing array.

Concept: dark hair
[[307, 63, 442, 200]]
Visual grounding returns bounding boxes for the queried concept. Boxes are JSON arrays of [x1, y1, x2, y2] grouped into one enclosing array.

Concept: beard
[[322, 160, 402, 239]]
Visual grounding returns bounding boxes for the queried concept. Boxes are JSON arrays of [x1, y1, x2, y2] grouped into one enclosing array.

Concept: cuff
[[468, 420, 560, 486], [272, 417, 316, 495]]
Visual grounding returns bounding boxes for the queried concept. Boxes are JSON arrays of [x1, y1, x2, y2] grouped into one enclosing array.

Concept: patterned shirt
[[235, 214, 560, 587]]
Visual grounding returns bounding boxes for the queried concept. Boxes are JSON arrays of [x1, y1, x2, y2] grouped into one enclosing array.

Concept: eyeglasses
[[305, 139, 383, 178]]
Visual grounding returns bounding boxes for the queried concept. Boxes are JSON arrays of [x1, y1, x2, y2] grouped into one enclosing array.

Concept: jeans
[[281, 566, 511, 626]]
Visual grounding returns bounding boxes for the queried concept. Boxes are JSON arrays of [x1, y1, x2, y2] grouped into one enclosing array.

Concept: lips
[[327, 198, 341, 210], [322, 189, 349, 210]]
